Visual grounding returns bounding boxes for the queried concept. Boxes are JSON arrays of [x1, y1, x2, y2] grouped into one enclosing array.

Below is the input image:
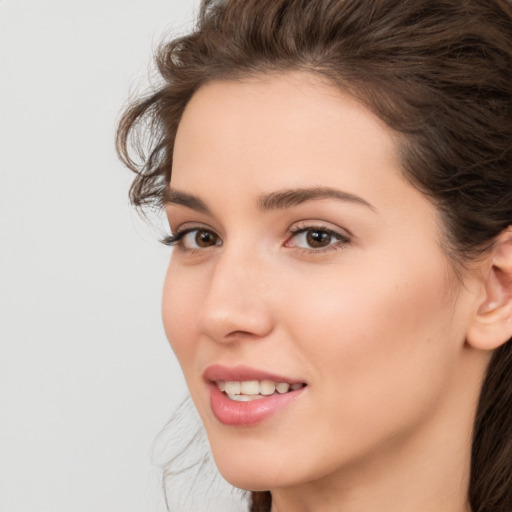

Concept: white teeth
[[217, 380, 303, 400], [227, 394, 265, 402], [260, 380, 276, 395], [224, 381, 241, 395], [240, 380, 260, 395], [276, 382, 290, 394]]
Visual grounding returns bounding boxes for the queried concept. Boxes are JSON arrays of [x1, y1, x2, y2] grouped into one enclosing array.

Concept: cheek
[[162, 261, 200, 371], [282, 249, 456, 352], [281, 252, 461, 443]]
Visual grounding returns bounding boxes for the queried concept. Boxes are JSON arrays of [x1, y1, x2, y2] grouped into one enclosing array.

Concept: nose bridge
[[198, 240, 274, 342]]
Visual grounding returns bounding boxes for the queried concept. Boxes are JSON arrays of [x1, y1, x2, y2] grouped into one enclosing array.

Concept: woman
[[117, 0, 512, 511]]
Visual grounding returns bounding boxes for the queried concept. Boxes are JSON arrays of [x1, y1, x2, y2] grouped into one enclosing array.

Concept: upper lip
[[203, 364, 305, 384]]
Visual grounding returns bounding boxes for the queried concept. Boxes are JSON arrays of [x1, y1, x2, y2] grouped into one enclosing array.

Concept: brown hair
[[116, 1, 512, 510]]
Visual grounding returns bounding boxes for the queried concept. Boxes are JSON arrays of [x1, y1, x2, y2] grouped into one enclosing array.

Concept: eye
[[182, 229, 220, 249], [285, 225, 350, 252], [162, 227, 221, 250]]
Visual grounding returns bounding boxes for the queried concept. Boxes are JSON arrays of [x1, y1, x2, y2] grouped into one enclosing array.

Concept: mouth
[[217, 379, 306, 401], [204, 365, 307, 426]]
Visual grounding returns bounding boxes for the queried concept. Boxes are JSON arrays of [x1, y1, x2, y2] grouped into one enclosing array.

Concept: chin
[[208, 443, 284, 490], [215, 463, 286, 492], [209, 439, 319, 492], [211, 450, 264, 490]]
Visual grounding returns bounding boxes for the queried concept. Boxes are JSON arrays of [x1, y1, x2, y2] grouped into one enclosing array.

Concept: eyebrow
[[163, 186, 375, 213], [257, 187, 376, 211], [162, 188, 210, 214]]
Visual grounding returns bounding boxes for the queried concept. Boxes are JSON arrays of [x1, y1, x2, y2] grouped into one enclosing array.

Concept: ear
[[466, 227, 512, 351]]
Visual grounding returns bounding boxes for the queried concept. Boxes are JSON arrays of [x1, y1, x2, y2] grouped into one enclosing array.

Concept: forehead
[[172, 72, 400, 188]]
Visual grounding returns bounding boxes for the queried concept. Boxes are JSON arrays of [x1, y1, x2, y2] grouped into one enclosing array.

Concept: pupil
[[307, 230, 330, 247]]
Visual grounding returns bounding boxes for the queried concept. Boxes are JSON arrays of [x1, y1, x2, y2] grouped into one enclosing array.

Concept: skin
[[162, 72, 495, 512]]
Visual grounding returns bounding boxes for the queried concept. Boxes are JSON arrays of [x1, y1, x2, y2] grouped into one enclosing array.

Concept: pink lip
[[203, 364, 304, 384], [204, 364, 306, 427]]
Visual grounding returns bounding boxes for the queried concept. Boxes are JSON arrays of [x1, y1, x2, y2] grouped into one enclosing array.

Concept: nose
[[198, 246, 275, 344]]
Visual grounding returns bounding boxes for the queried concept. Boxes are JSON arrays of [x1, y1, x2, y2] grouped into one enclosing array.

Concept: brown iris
[[195, 229, 219, 247], [306, 229, 332, 248]]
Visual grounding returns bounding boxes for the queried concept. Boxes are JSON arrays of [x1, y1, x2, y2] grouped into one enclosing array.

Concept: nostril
[[198, 301, 275, 343]]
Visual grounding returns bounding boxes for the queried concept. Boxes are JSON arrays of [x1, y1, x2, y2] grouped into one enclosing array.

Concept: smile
[[218, 380, 305, 401], [204, 365, 307, 426]]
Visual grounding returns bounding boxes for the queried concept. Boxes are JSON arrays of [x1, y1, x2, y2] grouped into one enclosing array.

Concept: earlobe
[[467, 227, 512, 351]]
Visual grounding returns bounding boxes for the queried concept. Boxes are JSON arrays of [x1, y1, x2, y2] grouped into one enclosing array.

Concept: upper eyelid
[[291, 225, 344, 235], [171, 221, 218, 234], [288, 221, 352, 238]]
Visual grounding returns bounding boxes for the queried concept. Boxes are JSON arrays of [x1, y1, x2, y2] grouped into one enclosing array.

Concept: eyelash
[[162, 224, 351, 254], [161, 227, 220, 253]]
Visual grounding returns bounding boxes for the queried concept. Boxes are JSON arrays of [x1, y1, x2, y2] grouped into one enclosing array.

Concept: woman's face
[[162, 72, 478, 491]]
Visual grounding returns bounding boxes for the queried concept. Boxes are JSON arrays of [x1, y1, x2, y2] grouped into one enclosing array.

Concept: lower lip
[[209, 383, 305, 427]]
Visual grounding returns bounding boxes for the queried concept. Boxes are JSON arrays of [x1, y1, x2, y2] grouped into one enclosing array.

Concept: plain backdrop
[[0, 1, 246, 511]]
